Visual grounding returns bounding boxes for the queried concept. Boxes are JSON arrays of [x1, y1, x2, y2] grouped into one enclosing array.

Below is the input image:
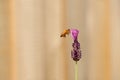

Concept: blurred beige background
[[0, 0, 120, 80]]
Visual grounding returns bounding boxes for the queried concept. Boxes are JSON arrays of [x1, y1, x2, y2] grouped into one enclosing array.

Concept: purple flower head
[[71, 40, 81, 62], [70, 29, 81, 63], [70, 29, 79, 41]]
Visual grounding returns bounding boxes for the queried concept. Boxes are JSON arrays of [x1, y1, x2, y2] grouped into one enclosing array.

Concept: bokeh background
[[0, 0, 120, 80]]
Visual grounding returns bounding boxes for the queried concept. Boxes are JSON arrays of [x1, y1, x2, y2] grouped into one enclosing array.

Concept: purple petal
[[70, 29, 79, 41]]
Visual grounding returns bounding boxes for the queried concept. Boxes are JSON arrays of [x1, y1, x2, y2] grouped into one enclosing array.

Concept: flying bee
[[60, 29, 70, 37]]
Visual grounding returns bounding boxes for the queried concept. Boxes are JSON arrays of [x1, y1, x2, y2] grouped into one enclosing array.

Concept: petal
[[70, 29, 79, 40]]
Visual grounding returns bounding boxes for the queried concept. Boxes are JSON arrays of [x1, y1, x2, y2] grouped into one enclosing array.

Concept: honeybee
[[60, 29, 70, 37]]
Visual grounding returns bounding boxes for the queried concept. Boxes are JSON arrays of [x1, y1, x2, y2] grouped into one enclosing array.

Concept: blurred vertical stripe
[[0, 0, 11, 80], [86, 0, 111, 80], [9, 0, 18, 80]]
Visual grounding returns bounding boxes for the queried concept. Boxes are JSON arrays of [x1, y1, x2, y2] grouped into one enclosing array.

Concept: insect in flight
[[60, 29, 70, 37]]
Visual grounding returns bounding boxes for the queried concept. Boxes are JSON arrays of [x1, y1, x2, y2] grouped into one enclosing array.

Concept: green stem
[[75, 62, 78, 80]]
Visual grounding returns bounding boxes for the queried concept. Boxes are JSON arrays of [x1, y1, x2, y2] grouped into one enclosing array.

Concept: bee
[[60, 29, 70, 37]]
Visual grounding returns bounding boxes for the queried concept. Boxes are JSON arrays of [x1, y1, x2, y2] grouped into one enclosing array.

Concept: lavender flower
[[60, 28, 81, 80], [70, 29, 81, 63]]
